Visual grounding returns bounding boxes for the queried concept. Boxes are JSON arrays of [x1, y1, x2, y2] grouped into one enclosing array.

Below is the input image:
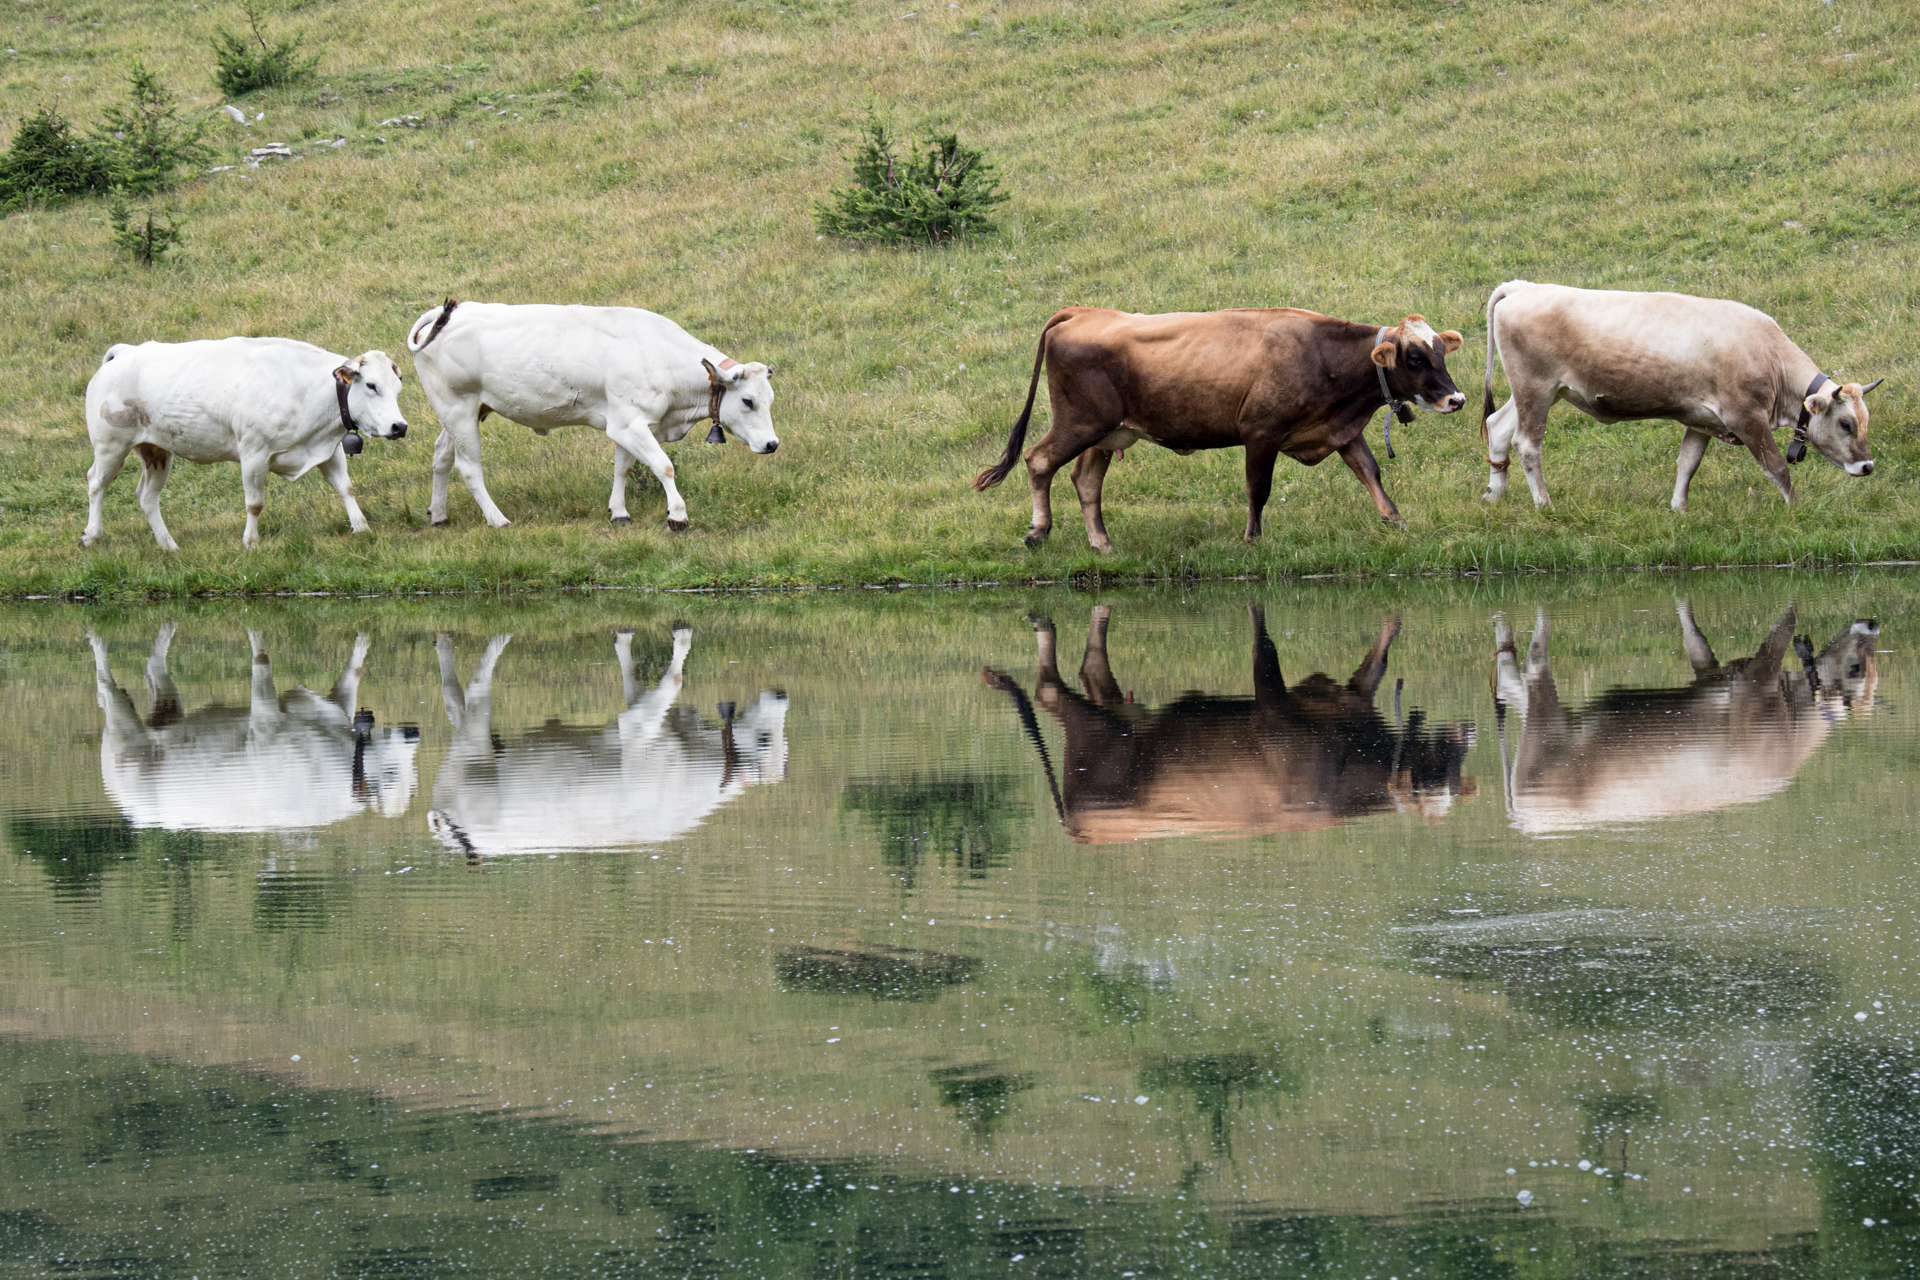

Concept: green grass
[[0, 0, 1915, 596]]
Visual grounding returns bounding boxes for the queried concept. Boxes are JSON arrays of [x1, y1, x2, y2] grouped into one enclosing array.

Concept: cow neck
[[1372, 327, 1409, 460], [333, 368, 365, 456], [702, 356, 740, 445], [1787, 371, 1830, 465]]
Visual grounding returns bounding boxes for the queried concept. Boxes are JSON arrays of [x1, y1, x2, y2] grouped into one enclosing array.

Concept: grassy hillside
[[0, 0, 1914, 596]]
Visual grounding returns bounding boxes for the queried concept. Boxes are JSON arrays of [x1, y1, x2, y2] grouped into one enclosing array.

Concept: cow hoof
[[667, 518, 690, 532], [1022, 530, 1049, 549], [610, 515, 633, 525], [431, 518, 451, 528]]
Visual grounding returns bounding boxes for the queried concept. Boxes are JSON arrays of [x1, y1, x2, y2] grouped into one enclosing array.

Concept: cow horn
[[1861, 377, 1885, 395]]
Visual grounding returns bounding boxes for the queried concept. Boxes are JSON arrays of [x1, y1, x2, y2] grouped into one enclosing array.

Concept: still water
[[1, 574, 1916, 1278]]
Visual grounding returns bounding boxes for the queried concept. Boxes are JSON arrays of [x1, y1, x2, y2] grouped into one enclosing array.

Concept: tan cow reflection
[[427, 626, 789, 860], [1491, 602, 1879, 834], [88, 626, 419, 831], [982, 606, 1475, 844]]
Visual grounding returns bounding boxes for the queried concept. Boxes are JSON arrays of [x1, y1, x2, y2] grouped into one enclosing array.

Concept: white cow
[[82, 338, 409, 549], [404, 300, 779, 530], [426, 627, 789, 860], [89, 626, 421, 832]]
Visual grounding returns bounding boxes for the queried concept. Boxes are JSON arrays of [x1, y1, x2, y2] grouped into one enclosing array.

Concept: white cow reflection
[[89, 626, 420, 831], [426, 627, 789, 860], [1490, 602, 1878, 834]]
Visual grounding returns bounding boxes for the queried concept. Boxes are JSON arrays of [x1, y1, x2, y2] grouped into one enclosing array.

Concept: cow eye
[[367, 383, 380, 394], [1408, 350, 1426, 366], [742, 398, 756, 411], [1839, 418, 1853, 435]]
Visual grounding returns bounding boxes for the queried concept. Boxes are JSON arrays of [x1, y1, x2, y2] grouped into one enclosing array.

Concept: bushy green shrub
[[0, 106, 112, 211], [92, 59, 214, 195], [211, 1, 319, 98], [814, 109, 1008, 245], [108, 196, 185, 267]]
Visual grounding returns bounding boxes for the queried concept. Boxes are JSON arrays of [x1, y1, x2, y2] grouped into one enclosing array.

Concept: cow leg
[[432, 413, 511, 528], [329, 634, 372, 718], [82, 440, 132, 548], [1347, 615, 1403, 699], [1244, 440, 1284, 540], [318, 448, 371, 535], [87, 632, 149, 746], [131, 445, 180, 551], [1077, 604, 1125, 706], [1482, 398, 1520, 503], [617, 625, 692, 742], [1671, 430, 1711, 512], [144, 623, 182, 729], [608, 444, 637, 524], [1512, 398, 1554, 508], [434, 634, 468, 728], [247, 630, 281, 735], [1249, 605, 1286, 707], [1337, 437, 1405, 526], [1676, 599, 1720, 673], [1029, 615, 1066, 705], [1743, 433, 1795, 505], [1069, 450, 1116, 553], [238, 453, 272, 549], [606, 420, 689, 531]]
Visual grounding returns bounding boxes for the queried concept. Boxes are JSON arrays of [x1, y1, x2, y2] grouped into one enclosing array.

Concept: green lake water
[[1, 572, 1916, 1278]]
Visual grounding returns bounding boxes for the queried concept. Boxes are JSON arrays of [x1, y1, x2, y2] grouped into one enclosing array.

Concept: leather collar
[[1787, 371, 1830, 465]]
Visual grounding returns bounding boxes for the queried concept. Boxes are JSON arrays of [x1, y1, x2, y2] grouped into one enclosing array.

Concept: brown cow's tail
[[972, 310, 1075, 492], [1481, 282, 1519, 444]]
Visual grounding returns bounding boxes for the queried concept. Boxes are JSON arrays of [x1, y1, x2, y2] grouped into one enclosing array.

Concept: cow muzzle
[[1848, 459, 1874, 477], [390, 421, 408, 440], [1434, 392, 1467, 413], [756, 439, 779, 455]]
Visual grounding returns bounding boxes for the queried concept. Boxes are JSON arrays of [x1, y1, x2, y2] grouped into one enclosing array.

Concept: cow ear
[[1804, 391, 1834, 417], [1371, 340, 1397, 369], [334, 360, 362, 384], [701, 358, 721, 384], [762, 362, 776, 379], [1438, 329, 1463, 354]]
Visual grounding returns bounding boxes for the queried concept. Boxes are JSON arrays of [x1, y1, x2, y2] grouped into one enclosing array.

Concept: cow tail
[[1481, 282, 1514, 445], [408, 298, 459, 354], [972, 310, 1073, 492]]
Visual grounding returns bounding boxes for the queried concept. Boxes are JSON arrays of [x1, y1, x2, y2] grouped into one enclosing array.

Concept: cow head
[[1797, 618, 1880, 713], [336, 351, 409, 440], [700, 358, 780, 454], [1371, 316, 1467, 413], [1801, 378, 1881, 477]]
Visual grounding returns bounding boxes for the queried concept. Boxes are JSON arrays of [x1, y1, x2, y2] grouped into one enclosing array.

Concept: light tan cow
[[1489, 602, 1879, 834], [1479, 281, 1881, 510]]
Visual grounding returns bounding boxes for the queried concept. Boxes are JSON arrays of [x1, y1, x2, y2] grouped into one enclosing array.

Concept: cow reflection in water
[[427, 626, 788, 860], [88, 626, 419, 831], [982, 606, 1475, 844], [1491, 602, 1879, 833]]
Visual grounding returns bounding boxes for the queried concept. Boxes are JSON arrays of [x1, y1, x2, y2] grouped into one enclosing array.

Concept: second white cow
[[83, 338, 409, 550], [406, 300, 779, 530]]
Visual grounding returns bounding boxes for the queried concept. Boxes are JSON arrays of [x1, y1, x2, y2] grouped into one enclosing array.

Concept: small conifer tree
[[0, 106, 112, 211], [814, 109, 1008, 245], [108, 196, 185, 266], [211, 1, 319, 98], [93, 59, 213, 195]]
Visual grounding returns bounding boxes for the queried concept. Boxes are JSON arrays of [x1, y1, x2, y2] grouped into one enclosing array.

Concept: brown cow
[[981, 605, 1476, 844], [972, 307, 1467, 551], [1490, 601, 1880, 834], [1480, 281, 1883, 510]]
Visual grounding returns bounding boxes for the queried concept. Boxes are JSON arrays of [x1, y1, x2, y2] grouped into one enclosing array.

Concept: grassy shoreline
[[2, 0, 1915, 598]]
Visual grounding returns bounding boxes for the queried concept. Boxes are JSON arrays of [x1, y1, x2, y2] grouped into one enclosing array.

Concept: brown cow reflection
[[982, 606, 1475, 844], [1491, 602, 1879, 834]]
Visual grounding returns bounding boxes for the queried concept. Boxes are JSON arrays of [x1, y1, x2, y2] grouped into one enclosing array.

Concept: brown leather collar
[[1787, 371, 1830, 465], [333, 366, 364, 456], [702, 357, 738, 444]]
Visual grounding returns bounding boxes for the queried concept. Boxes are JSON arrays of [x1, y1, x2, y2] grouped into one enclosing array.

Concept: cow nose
[[1443, 393, 1466, 412], [762, 439, 779, 454], [1859, 459, 1874, 476], [391, 421, 408, 439]]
